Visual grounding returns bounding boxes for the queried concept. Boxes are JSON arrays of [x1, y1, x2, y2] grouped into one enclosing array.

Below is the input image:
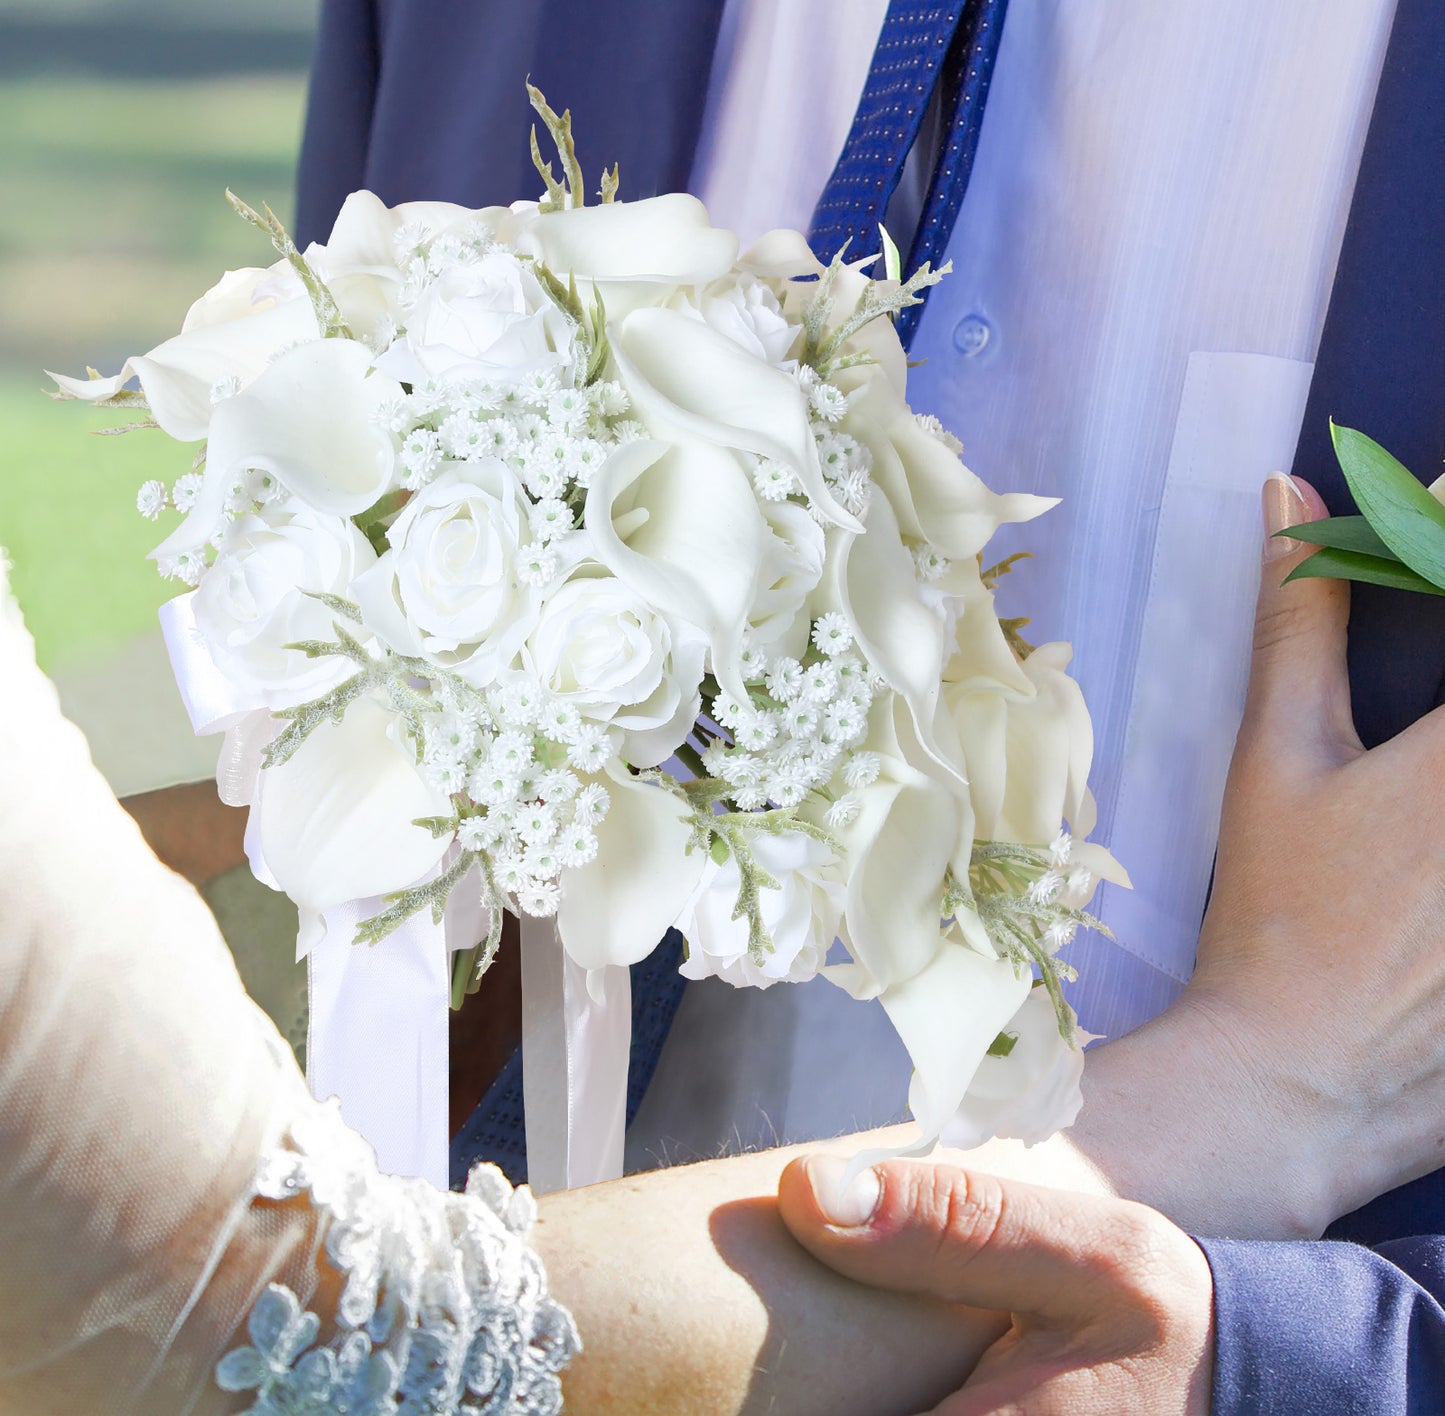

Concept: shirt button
[[953, 314, 993, 357]]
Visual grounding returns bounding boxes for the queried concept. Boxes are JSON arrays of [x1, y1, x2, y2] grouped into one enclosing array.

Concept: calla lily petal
[[557, 763, 705, 970], [584, 438, 764, 709], [254, 694, 452, 934], [614, 306, 861, 531]]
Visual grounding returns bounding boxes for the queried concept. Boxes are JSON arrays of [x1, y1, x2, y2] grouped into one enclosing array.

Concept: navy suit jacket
[[298, 4, 1445, 1408]]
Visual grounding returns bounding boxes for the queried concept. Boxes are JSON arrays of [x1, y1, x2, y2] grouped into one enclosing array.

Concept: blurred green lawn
[[0, 72, 308, 671]]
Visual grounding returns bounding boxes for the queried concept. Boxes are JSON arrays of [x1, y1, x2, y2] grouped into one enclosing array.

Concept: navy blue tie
[[809, 0, 1009, 347]]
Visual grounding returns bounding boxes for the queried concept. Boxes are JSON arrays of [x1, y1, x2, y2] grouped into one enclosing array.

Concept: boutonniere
[[1277, 420, 1445, 595]]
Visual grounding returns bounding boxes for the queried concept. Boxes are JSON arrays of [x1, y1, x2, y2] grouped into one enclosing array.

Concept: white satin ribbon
[[520, 914, 631, 1195], [306, 897, 452, 1184], [161, 593, 636, 1192]]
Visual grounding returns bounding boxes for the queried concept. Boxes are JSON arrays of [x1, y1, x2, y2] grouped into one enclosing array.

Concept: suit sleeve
[[1197, 1234, 1445, 1414]]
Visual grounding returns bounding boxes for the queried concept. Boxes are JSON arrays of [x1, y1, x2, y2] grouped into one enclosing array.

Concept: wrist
[[1074, 987, 1339, 1238]]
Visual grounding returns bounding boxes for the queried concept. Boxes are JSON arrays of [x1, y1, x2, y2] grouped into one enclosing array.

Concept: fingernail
[[1262, 473, 1308, 561], [806, 1155, 882, 1228]]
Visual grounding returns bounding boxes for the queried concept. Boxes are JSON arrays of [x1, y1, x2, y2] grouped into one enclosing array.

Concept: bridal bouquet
[[54, 89, 1124, 1163]]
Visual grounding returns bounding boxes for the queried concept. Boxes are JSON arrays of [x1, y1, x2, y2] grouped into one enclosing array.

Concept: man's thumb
[[779, 1155, 1166, 1327], [1241, 474, 1357, 760]]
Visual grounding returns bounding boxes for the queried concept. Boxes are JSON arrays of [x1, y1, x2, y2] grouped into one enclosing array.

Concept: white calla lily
[[154, 339, 400, 559], [885, 944, 1034, 1144], [837, 489, 967, 791], [556, 762, 706, 970], [253, 694, 452, 951], [940, 986, 1096, 1150], [613, 306, 861, 531], [843, 373, 1054, 560], [49, 297, 318, 442], [584, 438, 765, 709], [518, 193, 737, 288], [821, 694, 966, 990]]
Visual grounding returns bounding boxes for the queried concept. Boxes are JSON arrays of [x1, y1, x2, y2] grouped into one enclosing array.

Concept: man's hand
[[1183, 474, 1445, 1218], [778, 1155, 1214, 1416]]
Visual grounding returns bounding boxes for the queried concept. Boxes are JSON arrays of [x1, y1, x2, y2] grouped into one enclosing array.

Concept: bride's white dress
[[0, 554, 575, 1413]]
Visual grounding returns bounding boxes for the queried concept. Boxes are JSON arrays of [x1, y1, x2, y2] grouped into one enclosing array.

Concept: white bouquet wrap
[[55, 89, 1126, 1189]]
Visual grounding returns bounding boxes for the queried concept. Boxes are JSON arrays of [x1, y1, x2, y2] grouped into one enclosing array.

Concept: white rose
[[937, 986, 1094, 1149], [353, 464, 541, 685], [676, 829, 844, 989], [524, 573, 705, 767], [749, 500, 826, 658], [192, 503, 376, 709], [678, 274, 800, 365], [377, 252, 571, 385]]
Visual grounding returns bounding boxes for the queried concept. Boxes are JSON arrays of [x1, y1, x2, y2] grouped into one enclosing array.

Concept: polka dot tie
[[808, 0, 1010, 348]]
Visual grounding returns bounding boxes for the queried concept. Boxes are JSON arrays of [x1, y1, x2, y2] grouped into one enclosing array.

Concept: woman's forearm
[[534, 1126, 1008, 1416]]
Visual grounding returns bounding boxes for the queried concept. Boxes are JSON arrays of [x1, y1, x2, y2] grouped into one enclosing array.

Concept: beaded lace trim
[[215, 1098, 577, 1414]]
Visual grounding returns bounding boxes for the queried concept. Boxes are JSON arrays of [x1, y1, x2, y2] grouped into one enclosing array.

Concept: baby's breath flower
[[766, 659, 805, 703], [912, 543, 949, 581], [517, 802, 558, 845], [538, 700, 583, 744], [610, 418, 648, 443], [784, 701, 820, 737], [824, 793, 862, 829], [753, 458, 796, 502], [798, 660, 838, 702], [530, 497, 572, 542], [570, 438, 609, 488], [1049, 830, 1073, 868], [400, 427, 442, 487], [567, 724, 614, 774], [738, 640, 770, 679], [518, 881, 562, 916], [491, 729, 535, 774], [734, 709, 780, 752], [470, 766, 521, 806], [811, 613, 853, 657], [557, 826, 599, 868], [842, 751, 881, 790], [439, 411, 491, 460], [536, 768, 578, 802], [136, 480, 168, 520], [808, 381, 848, 423], [590, 380, 630, 417], [170, 471, 204, 512], [546, 387, 589, 433], [915, 411, 964, 455], [1045, 919, 1078, 952], [573, 783, 610, 826], [517, 545, 559, 587], [700, 740, 732, 777]]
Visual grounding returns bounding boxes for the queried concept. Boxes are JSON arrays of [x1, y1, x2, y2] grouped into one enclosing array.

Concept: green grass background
[[0, 73, 309, 670]]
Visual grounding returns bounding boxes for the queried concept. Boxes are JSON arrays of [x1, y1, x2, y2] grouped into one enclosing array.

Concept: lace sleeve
[[214, 1100, 577, 1415], [0, 556, 574, 1415]]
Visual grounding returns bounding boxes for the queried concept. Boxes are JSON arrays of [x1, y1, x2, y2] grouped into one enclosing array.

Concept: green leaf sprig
[[1277, 421, 1445, 597]]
